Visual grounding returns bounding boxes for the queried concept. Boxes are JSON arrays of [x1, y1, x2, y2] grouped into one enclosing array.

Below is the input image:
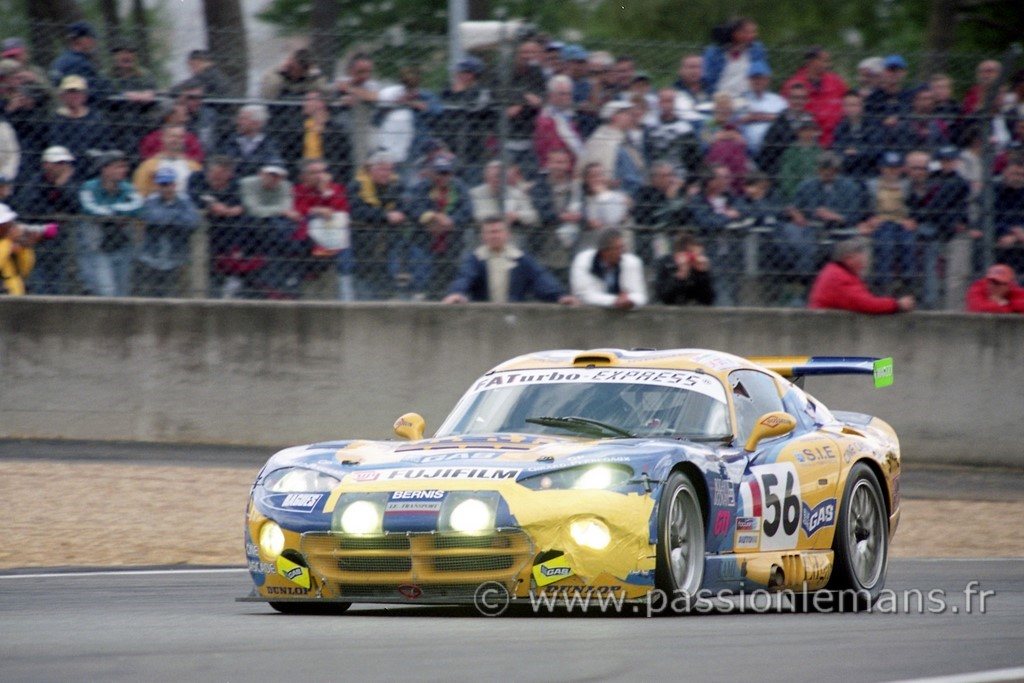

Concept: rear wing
[[748, 356, 894, 388]]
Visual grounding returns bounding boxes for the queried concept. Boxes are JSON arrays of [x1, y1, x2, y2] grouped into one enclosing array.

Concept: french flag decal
[[739, 479, 763, 517]]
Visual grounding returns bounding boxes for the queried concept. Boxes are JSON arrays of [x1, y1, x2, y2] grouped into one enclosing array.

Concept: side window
[[729, 370, 785, 442]]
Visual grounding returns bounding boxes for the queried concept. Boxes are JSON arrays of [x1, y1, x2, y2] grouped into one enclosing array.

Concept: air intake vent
[[572, 351, 618, 366]]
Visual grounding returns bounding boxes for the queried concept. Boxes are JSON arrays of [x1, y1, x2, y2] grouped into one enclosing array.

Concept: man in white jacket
[[570, 227, 647, 309]]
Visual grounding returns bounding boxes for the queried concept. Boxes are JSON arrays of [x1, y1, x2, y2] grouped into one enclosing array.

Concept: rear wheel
[[269, 601, 351, 615], [826, 462, 889, 611], [654, 471, 706, 612]]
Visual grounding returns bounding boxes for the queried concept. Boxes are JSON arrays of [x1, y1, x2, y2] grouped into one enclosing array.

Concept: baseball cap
[[880, 151, 903, 168], [455, 56, 484, 75], [42, 146, 74, 163], [858, 56, 884, 74], [561, 44, 589, 62], [600, 100, 634, 120], [884, 54, 908, 70], [66, 21, 96, 39], [936, 145, 960, 161], [432, 155, 455, 173], [1, 37, 25, 58], [154, 167, 177, 184], [749, 61, 771, 78], [59, 75, 88, 91], [986, 264, 1015, 285], [0, 202, 17, 224], [260, 164, 288, 176]]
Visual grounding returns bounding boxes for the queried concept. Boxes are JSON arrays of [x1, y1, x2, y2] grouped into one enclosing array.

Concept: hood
[[263, 433, 713, 483]]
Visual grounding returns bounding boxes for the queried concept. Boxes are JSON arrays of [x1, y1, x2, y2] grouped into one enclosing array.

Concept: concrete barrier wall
[[2, 298, 1022, 466]]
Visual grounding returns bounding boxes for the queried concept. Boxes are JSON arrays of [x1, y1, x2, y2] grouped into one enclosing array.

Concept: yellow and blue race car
[[242, 348, 900, 614]]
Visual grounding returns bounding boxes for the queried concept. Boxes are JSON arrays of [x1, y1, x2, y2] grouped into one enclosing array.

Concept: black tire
[[269, 601, 352, 615], [826, 462, 889, 611], [653, 471, 706, 614]]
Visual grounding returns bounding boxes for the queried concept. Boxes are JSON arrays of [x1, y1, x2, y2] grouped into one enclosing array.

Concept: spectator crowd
[[1, 18, 1023, 314]]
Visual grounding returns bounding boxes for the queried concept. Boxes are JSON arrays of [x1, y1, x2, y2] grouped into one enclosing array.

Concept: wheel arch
[[668, 461, 710, 525], [850, 456, 892, 522]]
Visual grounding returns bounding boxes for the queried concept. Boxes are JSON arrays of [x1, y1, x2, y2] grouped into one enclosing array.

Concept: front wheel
[[654, 471, 706, 609], [828, 462, 889, 610]]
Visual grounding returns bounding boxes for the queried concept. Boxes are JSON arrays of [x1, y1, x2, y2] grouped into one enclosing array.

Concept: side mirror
[[744, 411, 796, 452], [393, 413, 426, 441]]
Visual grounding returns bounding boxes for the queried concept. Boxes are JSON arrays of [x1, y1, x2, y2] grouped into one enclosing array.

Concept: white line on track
[[0, 568, 247, 580], [886, 666, 1024, 683]]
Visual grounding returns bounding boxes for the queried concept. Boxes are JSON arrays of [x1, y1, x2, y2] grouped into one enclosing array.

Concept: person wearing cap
[[994, 157, 1024, 274], [184, 49, 231, 98], [12, 146, 79, 294], [782, 46, 848, 146], [777, 114, 822, 201], [260, 48, 327, 101], [439, 55, 492, 175], [561, 46, 592, 106], [702, 18, 767, 99], [579, 100, 641, 190], [216, 103, 283, 179], [135, 166, 200, 297], [1, 37, 48, 90], [570, 227, 647, 309], [443, 216, 576, 305], [404, 154, 473, 298], [965, 264, 1024, 313], [0, 203, 34, 295], [738, 61, 786, 155], [931, 144, 975, 308], [133, 124, 202, 197], [808, 236, 915, 313], [239, 163, 303, 297], [47, 74, 109, 163], [48, 21, 110, 102], [864, 55, 914, 129], [77, 150, 143, 296], [864, 150, 916, 294], [787, 152, 868, 299]]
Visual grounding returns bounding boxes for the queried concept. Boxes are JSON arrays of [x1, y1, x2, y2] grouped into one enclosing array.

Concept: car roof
[[486, 348, 760, 381]]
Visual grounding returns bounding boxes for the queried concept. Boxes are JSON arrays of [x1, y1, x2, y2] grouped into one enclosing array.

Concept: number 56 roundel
[[749, 463, 802, 551]]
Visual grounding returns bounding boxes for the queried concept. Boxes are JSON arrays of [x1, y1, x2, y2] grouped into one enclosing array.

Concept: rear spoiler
[[749, 356, 894, 388]]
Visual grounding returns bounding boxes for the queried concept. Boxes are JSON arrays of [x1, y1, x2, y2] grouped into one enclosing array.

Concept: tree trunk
[[132, 0, 152, 71], [24, 0, 84, 70], [924, 0, 959, 75], [203, 0, 249, 97], [310, 0, 341, 81], [99, 0, 121, 46]]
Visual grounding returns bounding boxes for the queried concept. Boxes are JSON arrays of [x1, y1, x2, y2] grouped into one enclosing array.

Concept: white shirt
[[740, 90, 788, 154], [570, 248, 648, 308]]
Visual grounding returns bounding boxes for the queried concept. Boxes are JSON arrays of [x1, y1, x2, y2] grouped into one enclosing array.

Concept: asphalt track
[[1, 440, 1022, 682]]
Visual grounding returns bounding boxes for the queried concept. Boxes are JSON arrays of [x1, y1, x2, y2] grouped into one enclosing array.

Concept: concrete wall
[[2, 298, 1022, 466]]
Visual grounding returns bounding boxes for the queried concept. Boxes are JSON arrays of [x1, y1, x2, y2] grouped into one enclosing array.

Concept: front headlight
[[519, 464, 634, 490], [340, 500, 383, 535], [262, 467, 341, 493], [259, 521, 286, 558]]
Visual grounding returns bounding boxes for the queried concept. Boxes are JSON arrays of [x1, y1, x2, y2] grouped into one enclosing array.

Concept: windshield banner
[[470, 367, 726, 403]]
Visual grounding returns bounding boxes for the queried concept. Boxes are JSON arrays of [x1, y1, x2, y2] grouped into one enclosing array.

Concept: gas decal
[[532, 555, 574, 587], [275, 556, 311, 589]]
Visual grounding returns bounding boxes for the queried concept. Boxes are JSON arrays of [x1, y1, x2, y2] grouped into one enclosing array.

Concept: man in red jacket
[[782, 47, 848, 147], [965, 264, 1024, 313], [808, 237, 915, 313]]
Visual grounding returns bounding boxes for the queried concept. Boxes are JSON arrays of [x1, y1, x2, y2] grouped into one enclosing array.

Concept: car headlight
[[570, 519, 611, 550], [340, 500, 383, 535], [262, 467, 341, 493], [519, 464, 634, 490], [449, 498, 493, 533], [259, 521, 285, 558]]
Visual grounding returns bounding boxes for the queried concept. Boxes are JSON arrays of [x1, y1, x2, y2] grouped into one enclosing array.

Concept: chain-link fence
[[1, 20, 1022, 309]]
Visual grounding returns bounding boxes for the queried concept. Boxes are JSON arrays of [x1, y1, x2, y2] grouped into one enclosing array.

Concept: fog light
[[341, 500, 382, 535], [570, 519, 611, 550], [449, 498, 492, 533], [259, 521, 285, 559]]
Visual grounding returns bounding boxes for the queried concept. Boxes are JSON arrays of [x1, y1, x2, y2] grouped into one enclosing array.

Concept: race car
[[241, 348, 900, 613]]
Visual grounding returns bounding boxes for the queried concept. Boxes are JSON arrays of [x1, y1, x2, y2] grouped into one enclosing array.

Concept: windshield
[[437, 367, 731, 439]]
